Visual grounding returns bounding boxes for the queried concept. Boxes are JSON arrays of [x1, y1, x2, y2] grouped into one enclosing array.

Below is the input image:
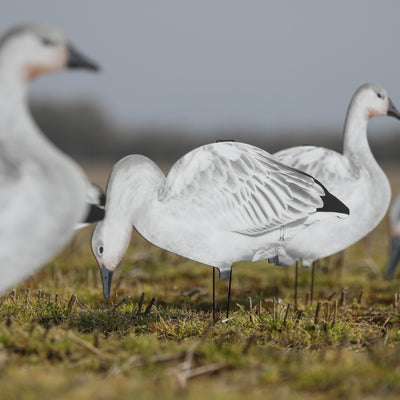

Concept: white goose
[[385, 194, 400, 279], [274, 83, 400, 272], [0, 23, 100, 293], [91, 141, 349, 317]]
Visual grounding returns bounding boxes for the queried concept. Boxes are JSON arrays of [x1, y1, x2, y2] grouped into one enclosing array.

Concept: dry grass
[[1, 164, 400, 399]]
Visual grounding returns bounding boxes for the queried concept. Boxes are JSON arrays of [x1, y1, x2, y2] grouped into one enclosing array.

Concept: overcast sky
[[2, 1, 400, 138]]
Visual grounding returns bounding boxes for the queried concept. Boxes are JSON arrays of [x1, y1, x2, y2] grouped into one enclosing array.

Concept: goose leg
[[226, 269, 232, 319]]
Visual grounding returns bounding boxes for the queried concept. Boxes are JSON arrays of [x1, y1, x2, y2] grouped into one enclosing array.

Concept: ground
[[1, 164, 400, 400]]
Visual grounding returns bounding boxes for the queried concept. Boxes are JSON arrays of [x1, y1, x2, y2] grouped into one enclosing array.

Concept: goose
[[273, 83, 400, 289], [91, 141, 349, 318], [0, 23, 101, 293], [385, 194, 400, 279]]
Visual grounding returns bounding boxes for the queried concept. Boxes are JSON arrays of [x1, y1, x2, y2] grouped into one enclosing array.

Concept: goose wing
[[79, 181, 105, 227], [274, 146, 355, 185], [159, 142, 345, 236]]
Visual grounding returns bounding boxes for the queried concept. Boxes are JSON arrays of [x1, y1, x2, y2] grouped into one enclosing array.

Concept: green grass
[[1, 216, 400, 399]]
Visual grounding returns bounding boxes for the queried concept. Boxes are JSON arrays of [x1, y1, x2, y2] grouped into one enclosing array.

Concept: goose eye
[[377, 93, 383, 99], [41, 37, 56, 46], [98, 245, 104, 255]]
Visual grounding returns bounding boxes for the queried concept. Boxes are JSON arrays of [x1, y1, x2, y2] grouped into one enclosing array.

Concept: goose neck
[[106, 164, 164, 228], [342, 106, 371, 161], [0, 65, 28, 102], [0, 71, 30, 137]]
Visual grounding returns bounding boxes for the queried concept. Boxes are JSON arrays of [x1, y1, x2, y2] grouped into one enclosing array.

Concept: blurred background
[[2, 0, 400, 165]]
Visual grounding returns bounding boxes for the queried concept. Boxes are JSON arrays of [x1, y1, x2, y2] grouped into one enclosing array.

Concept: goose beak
[[387, 98, 400, 120], [99, 264, 114, 299], [67, 43, 99, 71]]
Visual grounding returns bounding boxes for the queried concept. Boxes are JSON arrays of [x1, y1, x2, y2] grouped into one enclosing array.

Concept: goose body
[[0, 23, 99, 292], [385, 194, 400, 279], [92, 141, 349, 298], [274, 83, 400, 266]]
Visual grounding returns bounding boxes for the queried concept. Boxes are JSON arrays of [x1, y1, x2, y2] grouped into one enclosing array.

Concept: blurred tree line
[[30, 98, 400, 164]]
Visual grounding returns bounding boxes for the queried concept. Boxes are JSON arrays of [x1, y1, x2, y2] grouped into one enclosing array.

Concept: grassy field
[[1, 164, 400, 400]]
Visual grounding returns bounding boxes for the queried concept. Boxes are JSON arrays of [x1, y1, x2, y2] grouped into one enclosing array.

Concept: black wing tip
[[318, 193, 350, 215], [99, 192, 106, 207], [292, 171, 349, 215], [83, 204, 105, 224], [90, 183, 106, 206], [314, 179, 350, 215]]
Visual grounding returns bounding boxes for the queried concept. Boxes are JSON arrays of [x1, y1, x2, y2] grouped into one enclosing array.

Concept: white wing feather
[[159, 142, 326, 236], [274, 146, 356, 185]]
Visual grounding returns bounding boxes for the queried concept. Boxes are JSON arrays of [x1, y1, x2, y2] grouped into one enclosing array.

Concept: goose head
[[91, 218, 132, 299], [0, 23, 98, 83], [91, 155, 165, 299], [351, 82, 400, 120]]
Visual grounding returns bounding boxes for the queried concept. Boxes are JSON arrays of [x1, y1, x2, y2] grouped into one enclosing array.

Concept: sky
[[1, 0, 400, 138]]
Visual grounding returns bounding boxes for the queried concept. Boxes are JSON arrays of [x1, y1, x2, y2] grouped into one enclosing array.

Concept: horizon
[[1, 1, 400, 142]]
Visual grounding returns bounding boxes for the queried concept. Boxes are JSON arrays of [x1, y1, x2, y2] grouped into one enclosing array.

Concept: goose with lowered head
[[91, 141, 349, 318]]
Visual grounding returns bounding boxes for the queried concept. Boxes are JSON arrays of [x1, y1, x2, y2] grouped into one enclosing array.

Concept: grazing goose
[[274, 83, 400, 280], [385, 194, 400, 279], [0, 23, 100, 293], [91, 141, 349, 318]]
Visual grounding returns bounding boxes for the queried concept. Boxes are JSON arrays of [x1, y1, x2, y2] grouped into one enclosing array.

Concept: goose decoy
[[273, 83, 400, 294], [385, 194, 400, 279], [0, 23, 101, 293], [91, 141, 349, 319]]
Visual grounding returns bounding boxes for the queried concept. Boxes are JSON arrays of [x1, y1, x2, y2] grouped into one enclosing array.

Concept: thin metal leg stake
[[310, 261, 315, 305], [226, 269, 232, 319], [294, 260, 299, 308], [213, 267, 216, 322]]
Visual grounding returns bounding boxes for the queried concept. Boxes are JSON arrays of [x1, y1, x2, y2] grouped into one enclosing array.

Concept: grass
[[1, 166, 400, 399], [1, 224, 400, 400]]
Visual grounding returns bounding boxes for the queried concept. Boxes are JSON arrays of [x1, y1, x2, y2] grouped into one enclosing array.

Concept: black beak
[[99, 264, 114, 299], [67, 43, 99, 71], [387, 98, 400, 120]]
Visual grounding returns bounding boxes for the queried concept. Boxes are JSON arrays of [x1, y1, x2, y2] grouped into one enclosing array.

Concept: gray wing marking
[[159, 142, 324, 236]]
